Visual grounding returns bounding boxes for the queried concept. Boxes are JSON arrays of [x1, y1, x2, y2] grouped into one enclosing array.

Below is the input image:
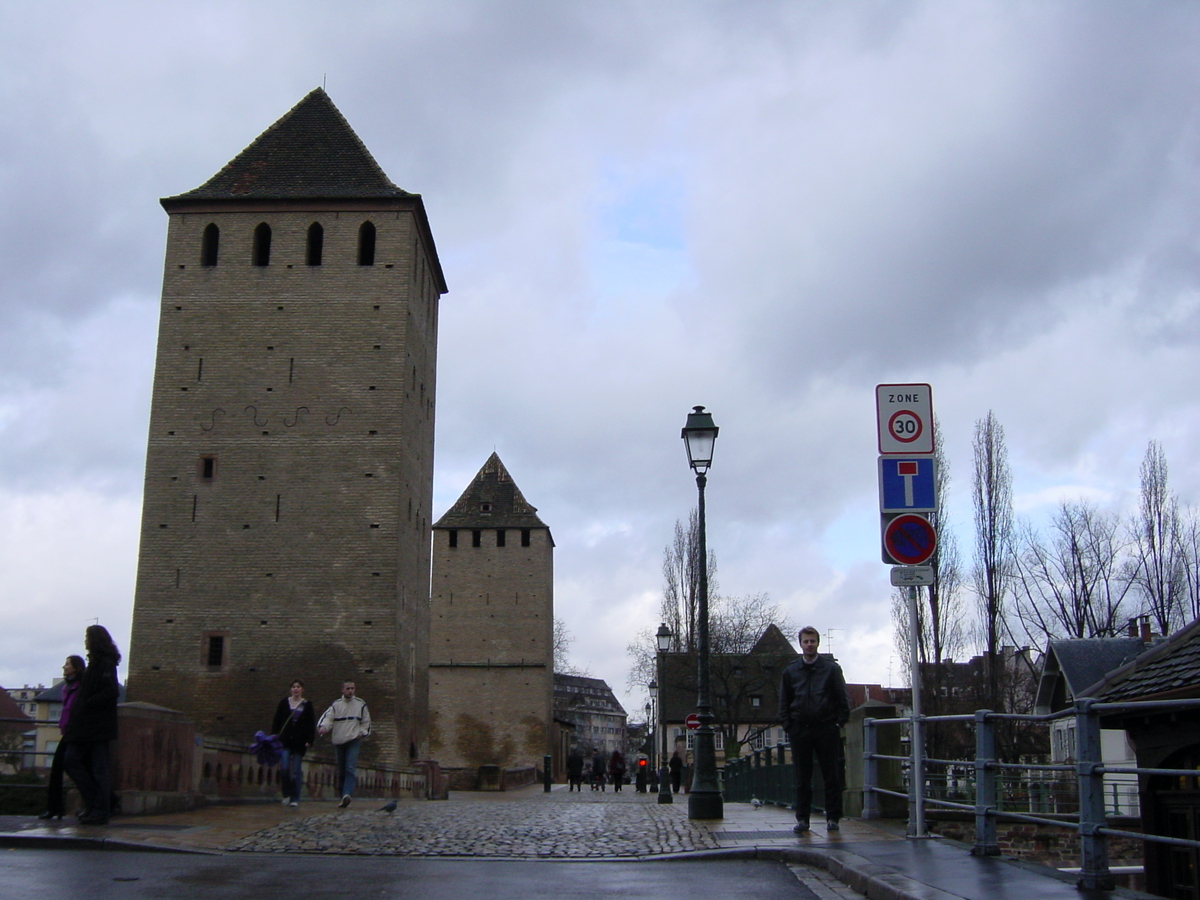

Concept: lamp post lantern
[[681, 405, 723, 820]]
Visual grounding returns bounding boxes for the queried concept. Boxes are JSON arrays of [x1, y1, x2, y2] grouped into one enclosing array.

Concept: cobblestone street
[[228, 790, 721, 857]]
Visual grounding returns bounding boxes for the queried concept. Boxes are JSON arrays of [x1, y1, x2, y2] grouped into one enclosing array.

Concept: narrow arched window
[[357, 221, 376, 266], [201, 223, 220, 267], [253, 223, 272, 267], [306, 222, 323, 266]]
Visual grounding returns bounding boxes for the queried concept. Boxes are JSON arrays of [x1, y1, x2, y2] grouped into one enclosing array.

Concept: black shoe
[[793, 821, 810, 834], [826, 819, 840, 831], [37, 811, 61, 821]]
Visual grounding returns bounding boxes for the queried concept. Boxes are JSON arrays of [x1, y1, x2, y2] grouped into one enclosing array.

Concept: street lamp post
[[654, 627, 673, 804], [681, 405, 723, 820]]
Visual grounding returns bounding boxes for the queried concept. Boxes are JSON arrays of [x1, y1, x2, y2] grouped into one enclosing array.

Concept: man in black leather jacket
[[779, 626, 850, 834]]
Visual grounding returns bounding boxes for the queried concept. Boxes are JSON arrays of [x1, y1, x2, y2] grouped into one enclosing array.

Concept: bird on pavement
[[377, 800, 398, 813]]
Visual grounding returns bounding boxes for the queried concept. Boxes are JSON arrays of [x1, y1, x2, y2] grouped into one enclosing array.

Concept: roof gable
[[165, 88, 413, 202], [434, 453, 549, 531]]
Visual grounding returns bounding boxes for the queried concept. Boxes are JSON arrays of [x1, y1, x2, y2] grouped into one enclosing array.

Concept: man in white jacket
[[318, 681, 371, 807]]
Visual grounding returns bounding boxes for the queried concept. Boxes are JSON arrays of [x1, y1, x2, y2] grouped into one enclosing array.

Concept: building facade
[[554, 674, 628, 757], [429, 454, 554, 777], [126, 89, 446, 766]]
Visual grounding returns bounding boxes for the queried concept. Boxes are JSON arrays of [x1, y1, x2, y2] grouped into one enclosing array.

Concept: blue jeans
[[280, 749, 305, 802], [334, 739, 360, 797], [63, 741, 111, 819]]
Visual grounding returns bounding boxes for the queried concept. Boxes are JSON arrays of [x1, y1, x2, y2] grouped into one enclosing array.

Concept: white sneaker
[[289, 801, 299, 808], [339, 795, 352, 808], [281, 798, 290, 805]]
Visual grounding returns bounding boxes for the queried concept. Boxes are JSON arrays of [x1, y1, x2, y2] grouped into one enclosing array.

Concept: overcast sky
[[3, 2, 1200, 719]]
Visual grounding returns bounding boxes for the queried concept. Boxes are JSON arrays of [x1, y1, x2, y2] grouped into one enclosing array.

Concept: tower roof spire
[[434, 453, 549, 531], [165, 87, 414, 203]]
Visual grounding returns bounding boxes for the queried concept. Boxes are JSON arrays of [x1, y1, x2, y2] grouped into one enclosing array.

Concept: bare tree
[[1128, 441, 1187, 635], [972, 411, 1014, 711], [1178, 506, 1200, 624], [1010, 500, 1132, 643], [891, 417, 967, 700], [660, 511, 717, 653], [554, 618, 589, 677]]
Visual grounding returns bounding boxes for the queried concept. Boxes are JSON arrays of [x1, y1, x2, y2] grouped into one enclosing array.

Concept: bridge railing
[[863, 697, 1200, 891]]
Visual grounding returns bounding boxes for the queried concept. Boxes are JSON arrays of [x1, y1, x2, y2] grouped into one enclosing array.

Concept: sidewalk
[[0, 786, 1145, 899]]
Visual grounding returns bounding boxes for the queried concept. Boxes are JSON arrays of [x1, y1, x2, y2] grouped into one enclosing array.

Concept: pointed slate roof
[[750, 623, 798, 656], [434, 453, 549, 531], [165, 88, 415, 202], [1033, 637, 1147, 714]]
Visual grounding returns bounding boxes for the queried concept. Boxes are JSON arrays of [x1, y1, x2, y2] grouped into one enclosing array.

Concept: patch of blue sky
[[585, 169, 693, 316]]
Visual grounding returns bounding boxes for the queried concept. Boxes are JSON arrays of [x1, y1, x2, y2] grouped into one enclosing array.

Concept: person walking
[[668, 751, 683, 793], [38, 655, 85, 820], [590, 749, 606, 791], [779, 625, 850, 834], [272, 679, 316, 807], [608, 750, 626, 792], [62, 626, 121, 825], [566, 747, 584, 792], [317, 681, 371, 807]]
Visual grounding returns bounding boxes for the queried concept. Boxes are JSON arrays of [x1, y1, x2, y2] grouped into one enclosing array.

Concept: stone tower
[[126, 88, 445, 766], [429, 454, 554, 780]]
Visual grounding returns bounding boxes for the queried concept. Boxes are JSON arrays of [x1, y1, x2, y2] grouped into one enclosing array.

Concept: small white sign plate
[[890, 566, 935, 587]]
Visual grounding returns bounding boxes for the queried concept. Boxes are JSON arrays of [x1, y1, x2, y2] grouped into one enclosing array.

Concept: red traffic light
[[637, 758, 647, 767]]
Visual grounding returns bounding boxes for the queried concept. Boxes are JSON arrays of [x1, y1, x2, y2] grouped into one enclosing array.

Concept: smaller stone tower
[[429, 454, 553, 782]]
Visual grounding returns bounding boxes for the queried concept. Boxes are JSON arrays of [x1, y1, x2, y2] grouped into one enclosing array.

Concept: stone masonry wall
[[429, 524, 553, 771], [128, 205, 439, 766]]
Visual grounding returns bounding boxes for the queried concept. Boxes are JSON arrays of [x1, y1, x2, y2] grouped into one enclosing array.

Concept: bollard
[[658, 765, 673, 804], [543, 755, 552, 792]]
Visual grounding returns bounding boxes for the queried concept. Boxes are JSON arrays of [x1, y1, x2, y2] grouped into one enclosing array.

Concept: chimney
[[1140, 615, 1152, 643], [1127, 618, 1138, 638]]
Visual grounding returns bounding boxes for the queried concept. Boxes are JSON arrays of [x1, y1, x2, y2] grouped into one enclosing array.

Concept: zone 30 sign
[[876, 384, 934, 455]]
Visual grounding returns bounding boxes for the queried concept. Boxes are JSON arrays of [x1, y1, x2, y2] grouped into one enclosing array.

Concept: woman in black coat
[[62, 625, 121, 825], [272, 679, 317, 806]]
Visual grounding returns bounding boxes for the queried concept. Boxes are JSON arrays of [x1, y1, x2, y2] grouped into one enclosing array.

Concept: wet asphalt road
[[0, 849, 818, 900]]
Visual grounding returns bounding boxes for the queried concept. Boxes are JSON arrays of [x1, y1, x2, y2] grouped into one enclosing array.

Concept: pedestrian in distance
[[779, 626, 850, 834], [62, 626, 121, 825], [608, 750, 626, 792], [317, 680, 371, 808], [591, 749, 606, 791], [566, 747, 584, 792], [668, 751, 683, 794], [272, 679, 316, 807], [38, 655, 85, 821]]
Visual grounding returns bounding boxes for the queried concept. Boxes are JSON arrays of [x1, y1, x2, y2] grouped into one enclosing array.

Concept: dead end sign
[[882, 513, 937, 566]]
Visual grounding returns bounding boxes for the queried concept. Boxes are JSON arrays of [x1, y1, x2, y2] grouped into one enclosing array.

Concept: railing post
[[863, 717, 880, 819], [972, 709, 999, 856], [1075, 698, 1114, 891]]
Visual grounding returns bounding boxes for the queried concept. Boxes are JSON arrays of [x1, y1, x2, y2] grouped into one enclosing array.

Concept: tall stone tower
[[126, 89, 445, 766], [429, 454, 554, 781]]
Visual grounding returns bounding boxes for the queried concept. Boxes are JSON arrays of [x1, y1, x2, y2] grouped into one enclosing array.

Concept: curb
[[0, 833, 218, 855]]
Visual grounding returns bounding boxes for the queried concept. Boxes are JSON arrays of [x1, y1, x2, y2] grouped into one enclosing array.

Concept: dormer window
[[481, 503, 492, 513]]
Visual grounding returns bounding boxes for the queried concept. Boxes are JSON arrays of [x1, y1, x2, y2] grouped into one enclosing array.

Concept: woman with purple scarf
[[38, 655, 85, 820], [271, 680, 316, 807]]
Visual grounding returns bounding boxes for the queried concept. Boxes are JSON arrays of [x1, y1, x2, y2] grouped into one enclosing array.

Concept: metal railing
[[723, 741, 826, 811], [864, 698, 1200, 891]]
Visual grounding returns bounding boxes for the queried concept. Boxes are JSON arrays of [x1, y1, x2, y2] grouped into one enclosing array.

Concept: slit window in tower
[[201, 223, 219, 267], [253, 222, 272, 267], [357, 221, 376, 266]]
